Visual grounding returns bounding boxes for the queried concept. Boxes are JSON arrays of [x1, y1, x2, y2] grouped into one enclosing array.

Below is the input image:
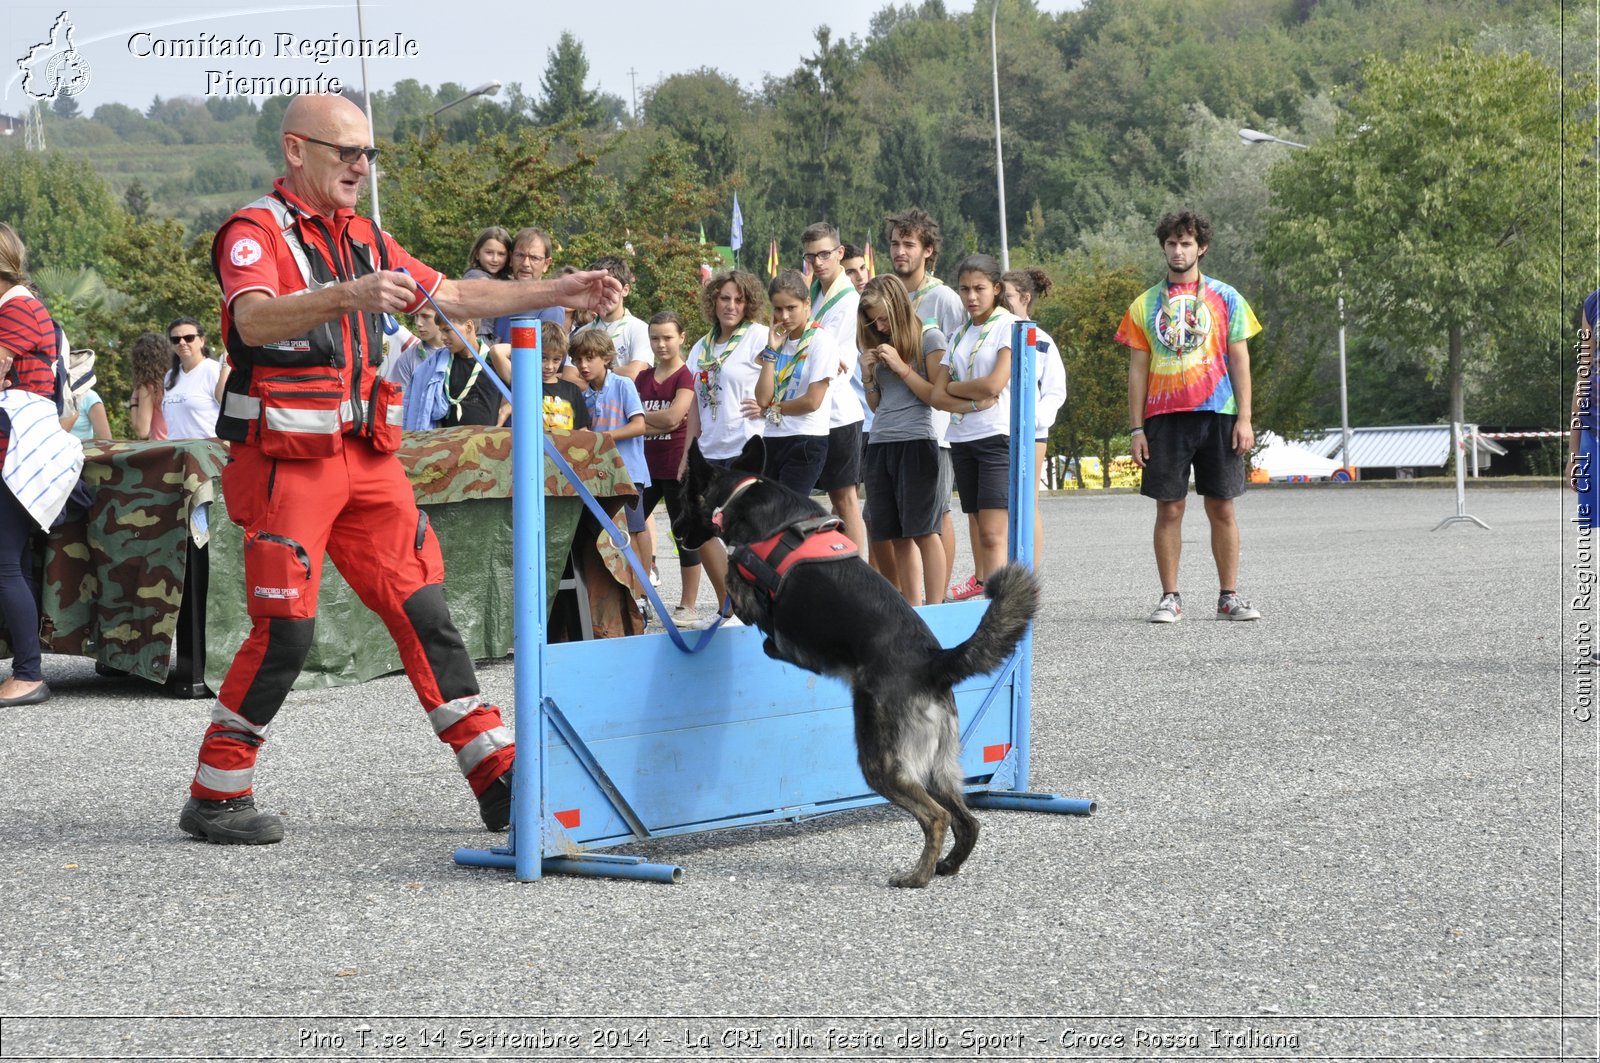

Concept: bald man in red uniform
[[181, 94, 622, 845]]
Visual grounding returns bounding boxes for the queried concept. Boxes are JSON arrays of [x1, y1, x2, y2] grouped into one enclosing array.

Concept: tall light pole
[[356, 0, 382, 227], [1239, 127, 1351, 473], [990, 0, 1009, 270]]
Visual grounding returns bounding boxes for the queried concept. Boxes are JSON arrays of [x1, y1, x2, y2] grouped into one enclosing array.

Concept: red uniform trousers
[[190, 437, 515, 802]]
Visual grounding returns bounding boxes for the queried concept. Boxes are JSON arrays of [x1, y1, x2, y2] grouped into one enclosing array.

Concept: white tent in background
[[1253, 431, 1344, 480]]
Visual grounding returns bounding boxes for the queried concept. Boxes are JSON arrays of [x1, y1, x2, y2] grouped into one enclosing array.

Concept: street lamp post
[[991, 0, 1009, 271], [1239, 127, 1351, 473], [431, 80, 503, 118]]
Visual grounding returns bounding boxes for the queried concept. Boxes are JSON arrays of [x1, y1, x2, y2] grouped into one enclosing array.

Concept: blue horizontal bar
[[967, 790, 1097, 816], [454, 847, 684, 884]]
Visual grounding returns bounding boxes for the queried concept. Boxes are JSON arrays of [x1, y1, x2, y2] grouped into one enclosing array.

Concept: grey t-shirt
[[868, 325, 947, 444]]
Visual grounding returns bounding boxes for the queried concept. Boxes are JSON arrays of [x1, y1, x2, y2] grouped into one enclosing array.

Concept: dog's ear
[[733, 434, 766, 476]]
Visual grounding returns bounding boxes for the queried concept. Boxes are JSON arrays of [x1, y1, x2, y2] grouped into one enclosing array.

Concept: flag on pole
[[864, 241, 877, 280], [766, 239, 780, 280], [730, 193, 744, 253], [699, 223, 707, 246]]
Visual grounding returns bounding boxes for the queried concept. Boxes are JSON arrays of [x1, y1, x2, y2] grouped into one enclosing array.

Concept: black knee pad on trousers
[[402, 584, 477, 703], [237, 617, 317, 725]]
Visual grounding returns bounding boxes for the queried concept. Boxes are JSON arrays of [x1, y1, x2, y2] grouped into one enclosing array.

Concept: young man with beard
[[801, 222, 868, 553], [885, 207, 964, 600], [1116, 209, 1262, 624]]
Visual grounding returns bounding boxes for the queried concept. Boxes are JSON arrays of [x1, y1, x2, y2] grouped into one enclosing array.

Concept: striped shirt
[[0, 291, 59, 469]]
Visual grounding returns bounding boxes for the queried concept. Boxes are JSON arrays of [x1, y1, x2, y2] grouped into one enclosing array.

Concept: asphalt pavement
[[0, 484, 1592, 1062]]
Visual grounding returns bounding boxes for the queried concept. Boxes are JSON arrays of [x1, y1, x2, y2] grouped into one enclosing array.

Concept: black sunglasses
[[288, 132, 380, 164], [169, 334, 201, 345]]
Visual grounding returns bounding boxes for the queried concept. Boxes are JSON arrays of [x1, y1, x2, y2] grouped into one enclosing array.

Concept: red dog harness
[[729, 515, 859, 602]]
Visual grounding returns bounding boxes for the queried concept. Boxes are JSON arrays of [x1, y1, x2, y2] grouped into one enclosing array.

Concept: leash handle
[[399, 271, 724, 652]]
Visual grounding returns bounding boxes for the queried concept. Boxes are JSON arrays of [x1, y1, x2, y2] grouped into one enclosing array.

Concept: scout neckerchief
[[695, 320, 753, 419], [945, 311, 1004, 385], [1155, 274, 1212, 357], [602, 313, 633, 358], [809, 271, 853, 326], [945, 311, 1004, 424], [773, 321, 822, 401], [444, 344, 487, 421], [910, 274, 945, 328]]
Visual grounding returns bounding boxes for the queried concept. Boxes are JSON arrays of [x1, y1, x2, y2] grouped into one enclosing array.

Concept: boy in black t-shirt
[[539, 324, 589, 432], [438, 316, 508, 428]]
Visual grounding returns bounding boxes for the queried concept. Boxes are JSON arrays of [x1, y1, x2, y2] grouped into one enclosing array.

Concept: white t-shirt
[[943, 310, 1019, 444], [1033, 325, 1067, 440], [810, 274, 863, 429], [766, 325, 838, 439], [163, 357, 222, 440], [578, 312, 652, 374], [690, 322, 769, 461]]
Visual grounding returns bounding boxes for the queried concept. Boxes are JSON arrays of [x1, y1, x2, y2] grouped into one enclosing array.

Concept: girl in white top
[[932, 254, 1017, 598], [754, 270, 836, 495], [1002, 268, 1067, 569], [683, 269, 770, 628], [161, 316, 222, 439]]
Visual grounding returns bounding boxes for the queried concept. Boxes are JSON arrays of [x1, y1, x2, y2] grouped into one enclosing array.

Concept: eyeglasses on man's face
[[287, 132, 380, 164]]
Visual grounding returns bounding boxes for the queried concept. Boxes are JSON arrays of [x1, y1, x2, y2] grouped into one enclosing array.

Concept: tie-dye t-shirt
[[1114, 276, 1261, 418]]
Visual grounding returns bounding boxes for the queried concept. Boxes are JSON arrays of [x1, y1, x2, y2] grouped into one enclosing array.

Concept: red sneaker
[[948, 575, 985, 602]]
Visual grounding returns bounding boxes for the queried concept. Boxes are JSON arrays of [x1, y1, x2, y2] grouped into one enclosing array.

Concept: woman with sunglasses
[[160, 317, 222, 439]]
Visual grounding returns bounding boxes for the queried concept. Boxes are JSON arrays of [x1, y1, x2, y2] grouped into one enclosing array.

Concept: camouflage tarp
[[0, 439, 227, 682], [204, 425, 638, 692], [0, 427, 635, 690]]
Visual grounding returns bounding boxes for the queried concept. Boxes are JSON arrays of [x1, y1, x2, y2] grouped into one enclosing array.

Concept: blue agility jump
[[453, 318, 1095, 883]]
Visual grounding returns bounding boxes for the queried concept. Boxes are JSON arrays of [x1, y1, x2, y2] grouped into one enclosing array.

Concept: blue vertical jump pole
[[454, 317, 548, 880], [966, 319, 1096, 817]]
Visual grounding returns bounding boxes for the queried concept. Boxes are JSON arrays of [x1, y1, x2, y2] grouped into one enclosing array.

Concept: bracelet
[[969, 398, 979, 412], [1130, 427, 1145, 436], [758, 349, 777, 364]]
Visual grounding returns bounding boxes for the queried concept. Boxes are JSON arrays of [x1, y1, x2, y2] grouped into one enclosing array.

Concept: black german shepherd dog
[[674, 437, 1040, 887]]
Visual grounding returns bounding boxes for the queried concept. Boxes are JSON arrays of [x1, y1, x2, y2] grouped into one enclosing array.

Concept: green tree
[[761, 27, 874, 248], [1262, 47, 1582, 432], [874, 120, 960, 234], [534, 32, 605, 128], [123, 179, 150, 222], [1049, 260, 1146, 487], [0, 151, 120, 269], [253, 95, 292, 165], [52, 94, 80, 119], [643, 69, 749, 187]]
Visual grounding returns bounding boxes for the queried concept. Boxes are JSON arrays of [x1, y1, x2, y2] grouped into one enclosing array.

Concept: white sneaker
[[1148, 592, 1183, 623]]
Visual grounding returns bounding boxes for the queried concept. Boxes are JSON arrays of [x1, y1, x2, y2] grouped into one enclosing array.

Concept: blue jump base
[[454, 318, 1096, 883]]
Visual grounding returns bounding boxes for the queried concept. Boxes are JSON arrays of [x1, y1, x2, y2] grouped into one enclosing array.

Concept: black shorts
[[818, 421, 864, 492], [763, 434, 828, 496], [639, 478, 700, 567], [949, 434, 1011, 514], [864, 439, 943, 540], [1140, 411, 1246, 501]]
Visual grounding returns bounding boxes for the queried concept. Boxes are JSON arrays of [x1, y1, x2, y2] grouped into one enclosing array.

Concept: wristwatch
[[765, 403, 783, 425]]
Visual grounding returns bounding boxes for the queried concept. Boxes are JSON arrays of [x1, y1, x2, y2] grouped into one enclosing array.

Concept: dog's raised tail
[[932, 563, 1041, 686]]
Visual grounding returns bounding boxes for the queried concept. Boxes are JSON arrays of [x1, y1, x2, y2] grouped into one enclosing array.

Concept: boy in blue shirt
[[571, 327, 651, 545]]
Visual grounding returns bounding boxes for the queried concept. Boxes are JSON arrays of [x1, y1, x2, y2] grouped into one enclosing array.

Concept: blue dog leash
[[398, 272, 726, 653]]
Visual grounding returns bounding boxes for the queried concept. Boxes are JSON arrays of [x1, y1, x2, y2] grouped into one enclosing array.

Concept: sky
[[2, 1, 1081, 119]]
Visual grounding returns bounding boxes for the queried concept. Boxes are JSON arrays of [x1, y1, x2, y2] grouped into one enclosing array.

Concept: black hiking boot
[[478, 768, 513, 831], [179, 795, 285, 845]]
